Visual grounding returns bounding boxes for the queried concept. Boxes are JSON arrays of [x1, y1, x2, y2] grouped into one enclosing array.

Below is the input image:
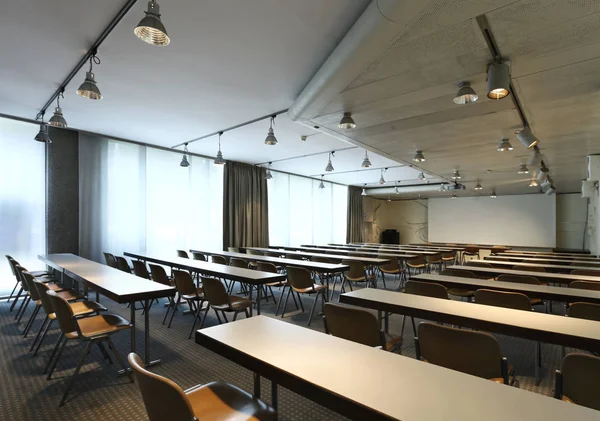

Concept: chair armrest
[[554, 370, 563, 400], [501, 357, 509, 385], [414, 336, 421, 360]]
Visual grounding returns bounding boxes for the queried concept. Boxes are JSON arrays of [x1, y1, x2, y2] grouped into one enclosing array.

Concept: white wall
[[556, 193, 588, 250], [363, 197, 428, 244]]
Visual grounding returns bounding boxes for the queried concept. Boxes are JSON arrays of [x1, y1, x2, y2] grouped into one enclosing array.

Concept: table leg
[[143, 298, 161, 368], [130, 301, 136, 354], [256, 284, 262, 316], [253, 373, 261, 398], [271, 381, 278, 413], [377, 310, 383, 330], [248, 283, 254, 317], [384, 311, 390, 334]]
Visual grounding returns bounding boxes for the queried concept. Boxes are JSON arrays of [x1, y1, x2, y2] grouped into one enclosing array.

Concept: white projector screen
[[428, 195, 556, 248]]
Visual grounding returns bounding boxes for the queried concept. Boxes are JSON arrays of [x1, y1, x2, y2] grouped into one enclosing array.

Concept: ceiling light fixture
[[34, 113, 51, 143], [452, 169, 461, 180], [515, 126, 539, 149], [474, 181, 483, 190], [264, 116, 278, 145], [518, 163, 529, 174], [379, 168, 387, 185], [76, 50, 102, 100], [529, 146, 542, 167], [319, 175, 325, 189], [529, 179, 539, 187], [486, 61, 510, 100], [265, 162, 273, 180], [413, 150, 425, 162], [48, 88, 68, 128], [451, 193, 457, 199], [214, 132, 225, 165], [386, 198, 392, 202], [135, 0, 170, 46], [490, 189, 497, 198], [453, 81, 478, 104], [325, 151, 335, 172], [497, 138, 513, 152], [180, 143, 190, 167], [438, 184, 447, 192], [361, 150, 372, 168], [395, 181, 400, 194], [361, 184, 367, 196], [338, 112, 356, 129], [418, 172, 425, 181]]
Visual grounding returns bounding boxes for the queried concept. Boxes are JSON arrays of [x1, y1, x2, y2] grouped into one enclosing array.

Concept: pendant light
[[361, 150, 372, 168], [338, 112, 356, 129], [361, 184, 367, 196], [265, 162, 273, 180], [417, 172, 425, 181], [474, 181, 483, 190], [264, 116, 278, 145], [529, 179, 539, 187], [487, 61, 510, 100], [34, 113, 51, 143], [180, 143, 190, 167], [379, 168, 386, 185], [325, 151, 335, 172], [395, 181, 400, 194], [452, 169, 461, 180], [529, 146, 542, 167], [490, 189, 497, 198], [386, 198, 392, 202], [48, 88, 68, 128], [515, 126, 539, 149], [413, 150, 425, 162], [451, 193, 457, 199], [214, 132, 225, 165], [76, 50, 102, 100], [438, 184, 446, 192], [497, 138, 513, 152], [318, 175, 325, 189], [453, 82, 478, 104], [518, 164, 529, 174], [135, 0, 170, 46]]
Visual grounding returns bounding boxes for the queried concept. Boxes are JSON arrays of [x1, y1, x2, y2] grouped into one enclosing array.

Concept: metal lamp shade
[[453, 82, 478, 104], [338, 113, 356, 129], [77, 72, 102, 100], [516, 127, 539, 149], [214, 150, 225, 165], [180, 154, 190, 167], [361, 188, 367, 196], [413, 151, 425, 162], [34, 124, 51, 143], [265, 169, 273, 180], [264, 128, 278, 145], [529, 179, 539, 187], [452, 170, 461, 180], [135, 1, 169, 46], [497, 138, 513, 152], [474, 182, 482, 190], [490, 190, 497, 198], [361, 153, 372, 168], [487, 62, 510, 100], [325, 159, 334, 172], [379, 175, 385, 184], [48, 106, 68, 128], [518, 164, 529, 174], [318, 180, 325, 189]]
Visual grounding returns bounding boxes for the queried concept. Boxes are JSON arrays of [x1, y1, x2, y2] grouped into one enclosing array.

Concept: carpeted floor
[[0, 272, 570, 421]]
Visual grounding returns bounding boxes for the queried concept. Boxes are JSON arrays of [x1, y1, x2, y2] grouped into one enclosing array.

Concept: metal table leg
[[144, 298, 161, 368], [271, 381, 278, 413], [254, 373, 261, 398], [256, 284, 262, 315], [248, 283, 254, 317]]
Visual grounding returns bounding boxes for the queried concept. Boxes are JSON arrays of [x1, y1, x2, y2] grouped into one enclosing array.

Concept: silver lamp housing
[[34, 124, 52, 143], [338, 112, 356, 129], [453, 82, 478, 104], [487, 62, 510, 100], [77, 71, 102, 100], [48, 106, 68, 128], [135, 1, 170, 46], [497, 138, 513, 152], [516, 126, 539, 149]]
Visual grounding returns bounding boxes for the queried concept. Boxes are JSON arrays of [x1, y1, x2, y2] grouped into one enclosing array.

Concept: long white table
[[195, 316, 599, 421], [39, 253, 175, 367]]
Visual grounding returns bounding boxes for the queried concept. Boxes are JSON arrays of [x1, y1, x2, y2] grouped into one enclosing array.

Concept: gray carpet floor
[[0, 272, 570, 420]]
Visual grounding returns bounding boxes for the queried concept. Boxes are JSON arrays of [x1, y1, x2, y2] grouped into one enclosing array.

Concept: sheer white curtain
[[0, 118, 46, 295], [268, 172, 347, 246], [80, 134, 223, 263]]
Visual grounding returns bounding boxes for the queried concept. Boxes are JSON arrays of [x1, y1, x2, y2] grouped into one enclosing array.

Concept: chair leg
[[23, 305, 41, 337], [222, 311, 229, 323], [96, 341, 113, 364], [307, 293, 318, 327], [411, 317, 417, 337], [59, 340, 94, 406], [46, 335, 68, 378], [106, 336, 133, 383], [199, 305, 211, 329], [9, 287, 23, 311], [381, 273, 387, 290], [167, 296, 181, 328], [7, 281, 19, 303], [30, 315, 49, 352], [275, 286, 285, 316], [16, 295, 30, 321], [281, 287, 292, 318], [188, 301, 205, 339]]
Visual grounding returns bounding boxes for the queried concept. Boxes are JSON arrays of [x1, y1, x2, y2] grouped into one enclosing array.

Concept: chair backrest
[[115, 256, 131, 273], [132, 260, 150, 279], [311, 256, 332, 264], [46, 290, 78, 334], [474, 289, 531, 311], [229, 257, 249, 269], [323, 303, 381, 347], [192, 252, 207, 262], [571, 269, 600, 276], [12, 264, 28, 291], [464, 246, 479, 254], [172, 270, 196, 296], [465, 261, 493, 268], [6, 255, 17, 276], [34, 280, 55, 316], [405, 280, 448, 299], [558, 353, 600, 411], [228, 247, 240, 253], [417, 322, 504, 381], [342, 260, 365, 279], [128, 353, 195, 421], [378, 256, 399, 271], [567, 302, 600, 322], [513, 265, 546, 272], [201, 276, 229, 306], [264, 251, 282, 258], [497, 274, 541, 285], [569, 280, 600, 291], [426, 253, 442, 264], [103, 252, 117, 268], [21, 271, 40, 300], [247, 249, 262, 256], [256, 262, 278, 274], [211, 255, 228, 265], [285, 253, 304, 260], [148, 264, 170, 286], [286, 266, 313, 290], [176, 250, 189, 258], [440, 269, 475, 278]]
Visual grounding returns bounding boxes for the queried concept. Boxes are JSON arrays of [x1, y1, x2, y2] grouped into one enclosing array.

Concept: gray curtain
[[223, 161, 269, 250], [346, 186, 364, 243]]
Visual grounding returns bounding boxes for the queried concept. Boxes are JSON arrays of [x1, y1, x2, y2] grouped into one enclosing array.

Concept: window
[[0, 118, 46, 295], [268, 171, 347, 246]]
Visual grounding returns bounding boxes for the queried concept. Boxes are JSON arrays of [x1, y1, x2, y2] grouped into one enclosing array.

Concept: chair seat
[[266, 280, 287, 287], [182, 288, 205, 301], [29, 270, 52, 277], [66, 314, 130, 339], [56, 290, 80, 302], [407, 264, 425, 269], [70, 300, 107, 316], [293, 284, 327, 294], [383, 334, 403, 352], [47, 283, 64, 291], [345, 276, 366, 282], [447, 288, 475, 298], [381, 268, 400, 275], [530, 298, 544, 306], [185, 381, 277, 421], [213, 295, 252, 311]]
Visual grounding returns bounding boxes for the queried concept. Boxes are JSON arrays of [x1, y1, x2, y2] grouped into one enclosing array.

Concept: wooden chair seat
[[181, 288, 205, 301], [65, 314, 131, 339], [211, 295, 252, 312], [293, 283, 327, 294]]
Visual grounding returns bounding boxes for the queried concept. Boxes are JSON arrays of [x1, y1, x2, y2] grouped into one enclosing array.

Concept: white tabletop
[[196, 316, 599, 421]]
